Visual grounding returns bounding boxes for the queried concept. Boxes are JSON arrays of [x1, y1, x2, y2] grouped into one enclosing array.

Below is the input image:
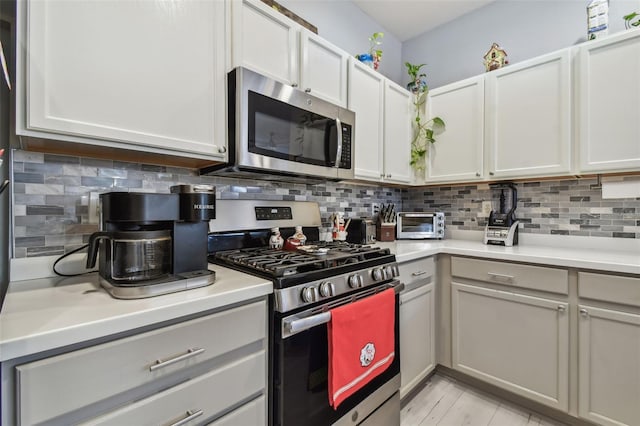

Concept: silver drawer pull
[[149, 348, 205, 372], [487, 272, 514, 283], [580, 308, 589, 317], [168, 409, 204, 426], [411, 271, 427, 277], [557, 305, 566, 312]]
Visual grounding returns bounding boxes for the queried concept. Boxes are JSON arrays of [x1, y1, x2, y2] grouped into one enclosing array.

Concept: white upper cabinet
[[383, 80, 413, 184], [348, 60, 412, 184], [231, 0, 349, 107], [485, 49, 573, 179], [18, 0, 227, 159], [300, 31, 348, 107], [230, 0, 298, 85], [577, 30, 640, 173], [426, 76, 485, 183], [348, 59, 384, 181]]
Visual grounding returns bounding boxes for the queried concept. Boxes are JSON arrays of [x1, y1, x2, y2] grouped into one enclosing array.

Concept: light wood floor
[[401, 374, 567, 426]]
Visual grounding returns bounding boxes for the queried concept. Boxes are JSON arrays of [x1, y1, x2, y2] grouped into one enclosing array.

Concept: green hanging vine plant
[[405, 62, 445, 174]]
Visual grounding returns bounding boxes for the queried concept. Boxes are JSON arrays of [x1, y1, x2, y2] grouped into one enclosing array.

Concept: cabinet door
[[578, 305, 640, 426], [451, 283, 569, 411], [383, 80, 412, 184], [427, 76, 485, 183], [486, 49, 572, 179], [399, 282, 435, 399], [231, 0, 298, 86], [348, 59, 384, 181], [578, 31, 640, 173], [21, 0, 226, 158], [300, 31, 348, 107]]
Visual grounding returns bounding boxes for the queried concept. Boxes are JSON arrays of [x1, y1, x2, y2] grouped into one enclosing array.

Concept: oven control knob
[[383, 266, 396, 279], [371, 268, 384, 282], [301, 286, 317, 303], [319, 281, 334, 297], [348, 274, 364, 288]]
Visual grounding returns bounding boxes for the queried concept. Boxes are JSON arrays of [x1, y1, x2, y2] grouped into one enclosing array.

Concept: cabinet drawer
[[85, 351, 265, 425], [451, 257, 568, 295], [579, 272, 640, 307], [209, 395, 266, 426], [16, 300, 266, 425], [399, 257, 435, 292]]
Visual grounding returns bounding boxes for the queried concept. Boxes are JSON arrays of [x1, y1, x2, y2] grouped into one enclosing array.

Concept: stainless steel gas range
[[208, 200, 402, 426]]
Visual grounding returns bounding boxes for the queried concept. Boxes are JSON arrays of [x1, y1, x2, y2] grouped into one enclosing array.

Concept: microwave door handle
[[334, 117, 342, 168]]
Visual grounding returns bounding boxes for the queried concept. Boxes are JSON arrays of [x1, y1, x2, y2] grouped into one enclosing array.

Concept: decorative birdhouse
[[483, 43, 509, 72]]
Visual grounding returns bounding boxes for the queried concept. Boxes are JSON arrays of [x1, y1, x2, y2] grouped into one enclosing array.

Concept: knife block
[[376, 222, 395, 242]]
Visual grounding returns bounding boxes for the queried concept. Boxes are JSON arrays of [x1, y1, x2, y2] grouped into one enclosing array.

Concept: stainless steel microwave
[[396, 212, 445, 239], [202, 67, 355, 181]]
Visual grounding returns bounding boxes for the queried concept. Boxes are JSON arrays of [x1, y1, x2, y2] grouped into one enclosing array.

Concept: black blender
[[483, 183, 519, 246]]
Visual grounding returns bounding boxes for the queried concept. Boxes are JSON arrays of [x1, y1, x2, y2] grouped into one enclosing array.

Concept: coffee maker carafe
[[483, 183, 519, 246], [86, 185, 216, 299]]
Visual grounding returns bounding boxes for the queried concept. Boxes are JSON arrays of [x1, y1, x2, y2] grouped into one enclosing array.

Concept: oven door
[[271, 281, 401, 426], [233, 67, 354, 180]]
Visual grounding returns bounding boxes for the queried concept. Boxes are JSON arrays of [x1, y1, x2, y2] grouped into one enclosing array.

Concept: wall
[[12, 150, 640, 259], [402, 0, 640, 88], [403, 177, 640, 238], [11, 150, 403, 259], [277, 0, 404, 84]]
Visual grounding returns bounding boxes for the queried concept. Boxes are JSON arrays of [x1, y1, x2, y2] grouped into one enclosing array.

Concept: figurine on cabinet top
[[483, 43, 509, 72]]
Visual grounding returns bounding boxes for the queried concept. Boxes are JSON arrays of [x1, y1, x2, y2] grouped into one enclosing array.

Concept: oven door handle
[[286, 311, 332, 335], [282, 282, 405, 338], [334, 117, 343, 168]]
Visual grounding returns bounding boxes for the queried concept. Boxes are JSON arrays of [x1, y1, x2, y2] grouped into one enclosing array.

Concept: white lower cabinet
[[578, 305, 640, 426], [85, 351, 265, 425], [577, 271, 640, 426], [400, 282, 435, 398], [12, 300, 268, 425], [451, 282, 569, 411]]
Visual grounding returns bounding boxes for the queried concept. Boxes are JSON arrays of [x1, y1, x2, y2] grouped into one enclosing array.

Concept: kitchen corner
[[381, 232, 640, 275]]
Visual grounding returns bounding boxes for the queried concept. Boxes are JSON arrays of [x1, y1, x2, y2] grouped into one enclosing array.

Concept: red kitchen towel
[[328, 288, 395, 409]]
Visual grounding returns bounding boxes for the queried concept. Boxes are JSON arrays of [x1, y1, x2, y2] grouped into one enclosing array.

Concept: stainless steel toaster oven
[[396, 212, 445, 240]]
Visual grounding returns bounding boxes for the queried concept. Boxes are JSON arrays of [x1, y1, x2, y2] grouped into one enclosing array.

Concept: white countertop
[[2, 234, 638, 363], [378, 236, 640, 275], [0, 265, 272, 362]]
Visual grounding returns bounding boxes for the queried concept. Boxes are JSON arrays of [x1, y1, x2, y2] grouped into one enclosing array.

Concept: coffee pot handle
[[86, 232, 112, 269]]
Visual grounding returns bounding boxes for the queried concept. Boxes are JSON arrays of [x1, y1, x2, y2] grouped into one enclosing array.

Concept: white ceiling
[[353, 0, 497, 42]]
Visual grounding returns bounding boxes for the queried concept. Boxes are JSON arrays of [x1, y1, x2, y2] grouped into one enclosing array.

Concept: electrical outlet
[[371, 202, 380, 217], [88, 192, 100, 224], [481, 201, 492, 216]]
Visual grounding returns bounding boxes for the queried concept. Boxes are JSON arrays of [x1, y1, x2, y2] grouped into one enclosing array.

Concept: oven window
[[402, 217, 434, 233], [248, 91, 337, 167]]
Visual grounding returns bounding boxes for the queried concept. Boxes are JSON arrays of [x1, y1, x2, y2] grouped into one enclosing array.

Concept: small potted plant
[[356, 32, 384, 70], [405, 62, 428, 94], [404, 62, 445, 176]]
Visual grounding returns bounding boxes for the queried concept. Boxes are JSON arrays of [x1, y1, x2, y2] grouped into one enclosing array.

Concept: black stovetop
[[209, 240, 395, 289]]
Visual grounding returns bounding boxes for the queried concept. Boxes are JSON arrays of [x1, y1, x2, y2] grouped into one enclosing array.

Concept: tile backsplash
[[10, 150, 640, 258]]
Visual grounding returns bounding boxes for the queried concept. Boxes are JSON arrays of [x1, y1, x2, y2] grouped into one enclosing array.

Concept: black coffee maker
[[86, 185, 216, 299]]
